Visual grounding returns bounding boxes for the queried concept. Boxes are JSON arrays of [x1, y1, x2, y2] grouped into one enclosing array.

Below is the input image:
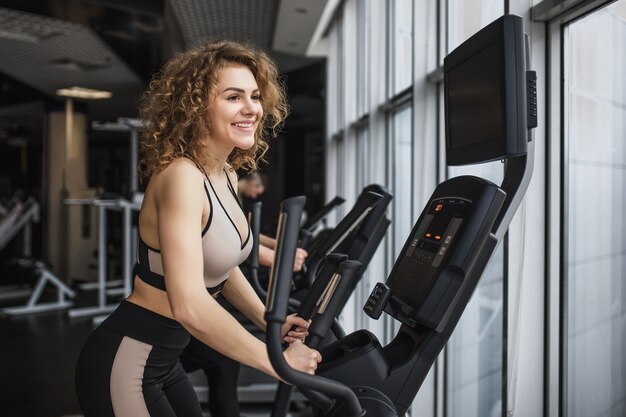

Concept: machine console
[[391, 197, 469, 307], [366, 176, 505, 331]]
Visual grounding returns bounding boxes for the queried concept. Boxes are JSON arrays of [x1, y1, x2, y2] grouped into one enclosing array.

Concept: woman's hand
[[283, 339, 322, 375], [293, 248, 308, 272], [281, 314, 310, 343]]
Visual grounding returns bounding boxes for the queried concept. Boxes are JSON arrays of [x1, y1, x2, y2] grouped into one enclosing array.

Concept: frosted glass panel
[[391, 0, 413, 94], [444, 3, 506, 413], [447, 161, 503, 417], [565, 3, 626, 417], [447, 0, 502, 53], [356, 127, 370, 191], [392, 105, 413, 257], [447, 250, 503, 417]]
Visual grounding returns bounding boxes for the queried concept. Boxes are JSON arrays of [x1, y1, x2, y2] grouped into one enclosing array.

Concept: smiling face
[[207, 64, 263, 154]]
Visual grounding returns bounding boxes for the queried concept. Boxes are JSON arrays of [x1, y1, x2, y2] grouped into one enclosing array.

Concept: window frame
[[537, 1, 619, 416]]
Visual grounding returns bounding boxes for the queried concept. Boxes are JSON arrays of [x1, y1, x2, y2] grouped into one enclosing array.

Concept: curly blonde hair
[[138, 40, 289, 182]]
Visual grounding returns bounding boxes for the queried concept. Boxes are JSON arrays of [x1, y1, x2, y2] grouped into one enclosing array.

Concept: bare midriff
[[126, 276, 220, 320]]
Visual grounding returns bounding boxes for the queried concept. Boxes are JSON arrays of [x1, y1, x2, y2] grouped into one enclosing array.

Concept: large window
[[327, 13, 343, 136], [445, 1, 504, 416], [447, 0, 502, 51], [447, 161, 504, 417], [389, 0, 413, 95], [390, 104, 413, 257], [355, 126, 370, 192], [564, 3, 626, 416], [447, 250, 504, 417], [356, 0, 369, 117]]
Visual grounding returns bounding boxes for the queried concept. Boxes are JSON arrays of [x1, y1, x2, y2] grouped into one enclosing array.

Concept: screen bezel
[[444, 15, 528, 166]]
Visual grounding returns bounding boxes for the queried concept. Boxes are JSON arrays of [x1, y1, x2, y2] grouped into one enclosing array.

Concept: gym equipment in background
[[0, 196, 76, 315]]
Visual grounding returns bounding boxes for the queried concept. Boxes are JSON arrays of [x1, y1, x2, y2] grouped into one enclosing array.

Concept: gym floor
[[0, 288, 313, 417]]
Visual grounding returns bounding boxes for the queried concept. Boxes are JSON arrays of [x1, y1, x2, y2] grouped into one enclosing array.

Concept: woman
[[75, 40, 321, 416]]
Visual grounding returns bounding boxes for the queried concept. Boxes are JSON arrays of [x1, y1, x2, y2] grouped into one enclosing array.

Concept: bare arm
[[259, 233, 276, 249], [221, 266, 266, 331], [259, 244, 308, 271], [258, 244, 276, 268], [222, 264, 310, 342]]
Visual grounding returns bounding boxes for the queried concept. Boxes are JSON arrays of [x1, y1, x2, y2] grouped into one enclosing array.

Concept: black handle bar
[[247, 201, 302, 311], [265, 196, 364, 417], [250, 202, 262, 269], [296, 253, 348, 320], [306, 259, 361, 347], [306, 191, 383, 287]]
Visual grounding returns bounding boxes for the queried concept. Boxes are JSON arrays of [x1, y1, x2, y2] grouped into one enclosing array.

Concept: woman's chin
[[235, 137, 256, 150]]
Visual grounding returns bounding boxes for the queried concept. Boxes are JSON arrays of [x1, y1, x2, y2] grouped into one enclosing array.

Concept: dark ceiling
[[0, 0, 322, 141], [0, 0, 166, 117]]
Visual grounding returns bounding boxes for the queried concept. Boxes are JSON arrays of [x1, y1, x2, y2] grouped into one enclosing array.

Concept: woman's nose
[[242, 98, 260, 116]]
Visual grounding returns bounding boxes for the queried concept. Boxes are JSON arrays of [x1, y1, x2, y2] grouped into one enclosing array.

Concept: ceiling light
[[56, 86, 113, 100], [49, 58, 110, 72], [0, 29, 41, 43]]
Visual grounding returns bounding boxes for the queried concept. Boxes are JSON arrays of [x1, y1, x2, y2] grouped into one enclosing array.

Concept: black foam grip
[[265, 196, 306, 323], [249, 202, 262, 269], [296, 253, 348, 320]]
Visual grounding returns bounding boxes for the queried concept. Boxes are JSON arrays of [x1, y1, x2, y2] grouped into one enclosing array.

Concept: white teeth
[[233, 122, 253, 128]]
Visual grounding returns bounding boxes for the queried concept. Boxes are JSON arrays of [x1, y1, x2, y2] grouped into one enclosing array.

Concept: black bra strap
[[224, 168, 236, 193], [224, 169, 244, 210], [206, 281, 226, 295], [134, 262, 226, 295], [133, 263, 167, 291]]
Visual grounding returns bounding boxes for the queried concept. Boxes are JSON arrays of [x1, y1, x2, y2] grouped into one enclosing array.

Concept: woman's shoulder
[[151, 158, 205, 192], [145, 159, 207, 221], [160, 158, 204, 178]]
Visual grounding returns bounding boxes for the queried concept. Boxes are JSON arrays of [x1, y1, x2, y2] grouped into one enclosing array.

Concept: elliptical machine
[[263, 14, 537, 417]]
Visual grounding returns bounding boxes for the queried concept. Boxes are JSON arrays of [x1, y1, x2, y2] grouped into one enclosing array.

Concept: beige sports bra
[[134, 169, 253, 294]]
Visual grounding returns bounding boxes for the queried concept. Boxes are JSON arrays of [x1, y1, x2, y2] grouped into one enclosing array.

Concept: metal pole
[[130, 128, 138, 194], [122, 202, 132, 296], [98, 204, 107, 309]]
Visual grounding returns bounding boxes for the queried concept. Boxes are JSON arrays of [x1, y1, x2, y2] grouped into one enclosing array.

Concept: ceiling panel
[[0, 7, 142, 99], [0, 1, 324, 122], [168, 0, 279, 49]]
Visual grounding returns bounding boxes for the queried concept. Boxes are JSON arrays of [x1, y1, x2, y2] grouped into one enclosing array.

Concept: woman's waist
[[101, 298, 190, 349], [127, 280, 177, 319]]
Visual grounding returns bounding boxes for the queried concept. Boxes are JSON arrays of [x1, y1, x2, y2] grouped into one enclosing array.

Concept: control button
[[363, 282, 392, 320]]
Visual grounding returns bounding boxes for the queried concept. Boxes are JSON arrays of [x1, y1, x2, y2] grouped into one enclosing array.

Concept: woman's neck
[[204, 158, 225, 176], [202, 137, 233, 177]]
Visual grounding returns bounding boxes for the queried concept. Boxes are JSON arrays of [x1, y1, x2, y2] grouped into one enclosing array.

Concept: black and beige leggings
[[75, 300, 203, 417]]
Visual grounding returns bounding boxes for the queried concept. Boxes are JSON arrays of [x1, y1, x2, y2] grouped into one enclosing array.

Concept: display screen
[[387, 198, 469, 310], [447, 39, 505, 150]]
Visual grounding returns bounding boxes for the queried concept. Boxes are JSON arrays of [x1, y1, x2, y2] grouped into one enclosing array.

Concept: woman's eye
[[227, 95, 240, 101], [251, 95, 262, 101]]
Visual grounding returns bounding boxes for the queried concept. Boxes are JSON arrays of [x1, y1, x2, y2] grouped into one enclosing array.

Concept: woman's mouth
[[232, 121, 254, 129]]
